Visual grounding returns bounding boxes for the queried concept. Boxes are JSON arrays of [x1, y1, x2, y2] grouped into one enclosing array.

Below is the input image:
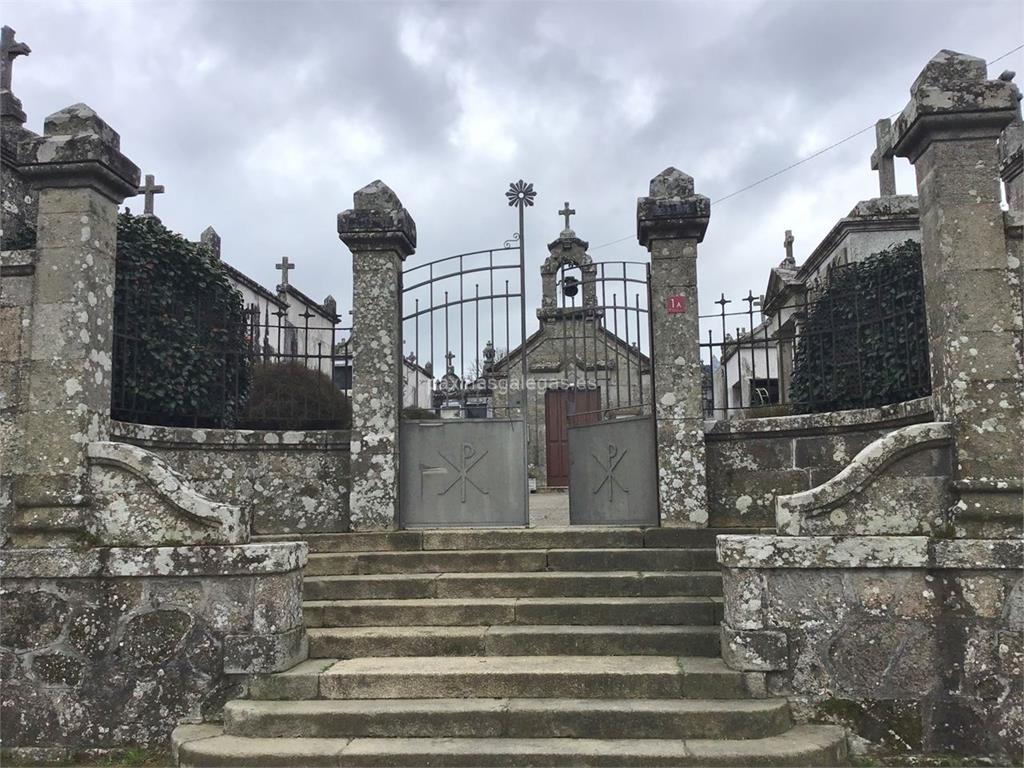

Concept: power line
[[590, 42, 1023, 252]]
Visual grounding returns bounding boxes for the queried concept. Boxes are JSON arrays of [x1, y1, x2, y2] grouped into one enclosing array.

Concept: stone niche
[[0, 542, 307, 760]]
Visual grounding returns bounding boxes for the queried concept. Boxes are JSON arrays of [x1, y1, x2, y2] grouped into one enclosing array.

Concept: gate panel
[[400, 420, 527, 528], [398, 181, 535, 528], [546, 255, 657, 525], [568, 415, 657, 525]]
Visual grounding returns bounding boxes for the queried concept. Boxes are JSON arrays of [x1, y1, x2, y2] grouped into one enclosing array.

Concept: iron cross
[[0, 26, 30, 93], [137, 174, 165, 216], [559, 201, 576, 230], [275, 257, 295, 291]]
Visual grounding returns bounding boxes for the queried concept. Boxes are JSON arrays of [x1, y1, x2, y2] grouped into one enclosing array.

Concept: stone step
[[303, 596, 722, 628], [174, 725, 848, 767], [222, 697, 793, 740], [304, 548, 717, 576], [257, 527, 762, 554], [304, 570, 723, 600], [308, 625, 721, 658], [248, 656, 762, 701]]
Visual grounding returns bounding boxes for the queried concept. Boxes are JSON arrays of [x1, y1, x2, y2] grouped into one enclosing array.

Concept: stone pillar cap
[[649, 167, 694, 198], [16, 102, 139, 203], [893, 50, 1019, 162], [338, 179, 417, 257], [637, 167, 709, 246]]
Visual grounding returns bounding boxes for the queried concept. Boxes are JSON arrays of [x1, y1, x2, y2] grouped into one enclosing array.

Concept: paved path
[[529, 490, 569, 527]]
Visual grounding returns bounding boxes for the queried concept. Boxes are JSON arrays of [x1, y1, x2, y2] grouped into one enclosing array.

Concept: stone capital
[[892, 50, 1019, 163], [337, 180, 416, 258], [16, 103, 139, 202], [636, 194, 711, 247]]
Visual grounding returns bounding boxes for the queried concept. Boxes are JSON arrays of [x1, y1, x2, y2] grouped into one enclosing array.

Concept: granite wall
[[704, 397, 935, 528], [0, 248, 36, 547], [719, 536, 1023, 760], [0, 542, 307, 763], [110, 421, 352, 535]]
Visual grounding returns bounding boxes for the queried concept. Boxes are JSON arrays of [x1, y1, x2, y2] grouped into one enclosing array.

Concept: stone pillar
[[892, 51, 1023, 537], [637, 168, 710, 526], [8, 105, 139, 546], [337, 181, 416, 530]]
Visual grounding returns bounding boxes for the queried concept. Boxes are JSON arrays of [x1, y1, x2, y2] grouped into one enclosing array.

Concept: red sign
[[667, 295, 687, 314]]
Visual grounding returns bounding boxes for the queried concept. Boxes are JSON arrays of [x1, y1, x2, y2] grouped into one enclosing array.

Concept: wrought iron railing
[[112, 273, 353, 429], [699, 263, 930, 418], [552, 260, 653, 428], [401, 242, 527, 419]]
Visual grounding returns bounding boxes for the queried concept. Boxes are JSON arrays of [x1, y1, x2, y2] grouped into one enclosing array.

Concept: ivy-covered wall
[[790, 240, 930, 413], [112, 213, 250, 428]]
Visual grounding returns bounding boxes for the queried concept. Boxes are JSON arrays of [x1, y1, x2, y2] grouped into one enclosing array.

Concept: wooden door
[[545, 388, 601, 487]]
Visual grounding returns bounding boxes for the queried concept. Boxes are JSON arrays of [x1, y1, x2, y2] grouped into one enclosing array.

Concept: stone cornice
[[794, 196, 920, 283], [0, 541, 308, 578], [717, 534, 1022, 570]]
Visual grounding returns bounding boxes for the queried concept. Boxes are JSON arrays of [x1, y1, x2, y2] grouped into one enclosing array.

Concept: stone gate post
[[637, 168, 710, 526], [337, 181, 416, 530], [892, 51, 1023, 537], [10, 104, 139, 546]]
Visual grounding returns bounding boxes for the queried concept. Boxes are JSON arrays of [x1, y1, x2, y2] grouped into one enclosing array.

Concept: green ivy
[[789, 240, 931, 414], [112, 212, 251, 427]]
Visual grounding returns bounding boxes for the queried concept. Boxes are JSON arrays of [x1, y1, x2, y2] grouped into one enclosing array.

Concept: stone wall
[[110, 421, 352, 535], [0, 248, 36, 546], [704, 396, 935, 528], [719, 537, 1022, 759], [0, 542, 307, 761]]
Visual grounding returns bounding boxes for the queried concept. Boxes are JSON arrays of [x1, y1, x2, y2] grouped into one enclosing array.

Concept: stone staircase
[[172, 528, 848, 766]]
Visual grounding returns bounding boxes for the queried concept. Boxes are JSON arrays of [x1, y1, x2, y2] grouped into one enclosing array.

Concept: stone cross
[[275, 256, 295, 291], [870, 118, 897, 197], [0, 26, 30, 93], [137, 174, 165, 216], [444, 349, 456, 373], [559, 201, 576, 231], [783, 230, 795, 263]]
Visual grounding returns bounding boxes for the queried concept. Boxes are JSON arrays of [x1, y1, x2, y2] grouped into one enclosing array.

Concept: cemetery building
[[713, 123, 923, 417], [0, 28, 1021, 768], [490, 211, 651, 489]]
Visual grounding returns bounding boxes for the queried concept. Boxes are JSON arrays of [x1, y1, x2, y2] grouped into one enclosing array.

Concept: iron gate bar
[[557, 259, 653, 424]]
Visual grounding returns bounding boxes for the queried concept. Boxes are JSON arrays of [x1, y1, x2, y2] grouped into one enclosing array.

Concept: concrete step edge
[[175, 725, 847, 767]]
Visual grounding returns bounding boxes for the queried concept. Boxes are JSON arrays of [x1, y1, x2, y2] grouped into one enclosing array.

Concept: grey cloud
[[5, 0, 1021, 322]]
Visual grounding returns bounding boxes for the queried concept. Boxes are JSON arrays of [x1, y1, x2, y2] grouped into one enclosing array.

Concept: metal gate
[[397, 181, 535, 528], [556, 259, 659, 525]]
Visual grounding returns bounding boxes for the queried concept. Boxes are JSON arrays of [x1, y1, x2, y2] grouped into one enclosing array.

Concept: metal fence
[[111, 273, 353, 429], [699, 263, 930, 417], [401, 241, 527, 419], [549, 260, 653, 428]]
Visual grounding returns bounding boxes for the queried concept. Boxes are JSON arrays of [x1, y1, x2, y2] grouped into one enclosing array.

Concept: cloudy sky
[[5, 0, 1022, 345]]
